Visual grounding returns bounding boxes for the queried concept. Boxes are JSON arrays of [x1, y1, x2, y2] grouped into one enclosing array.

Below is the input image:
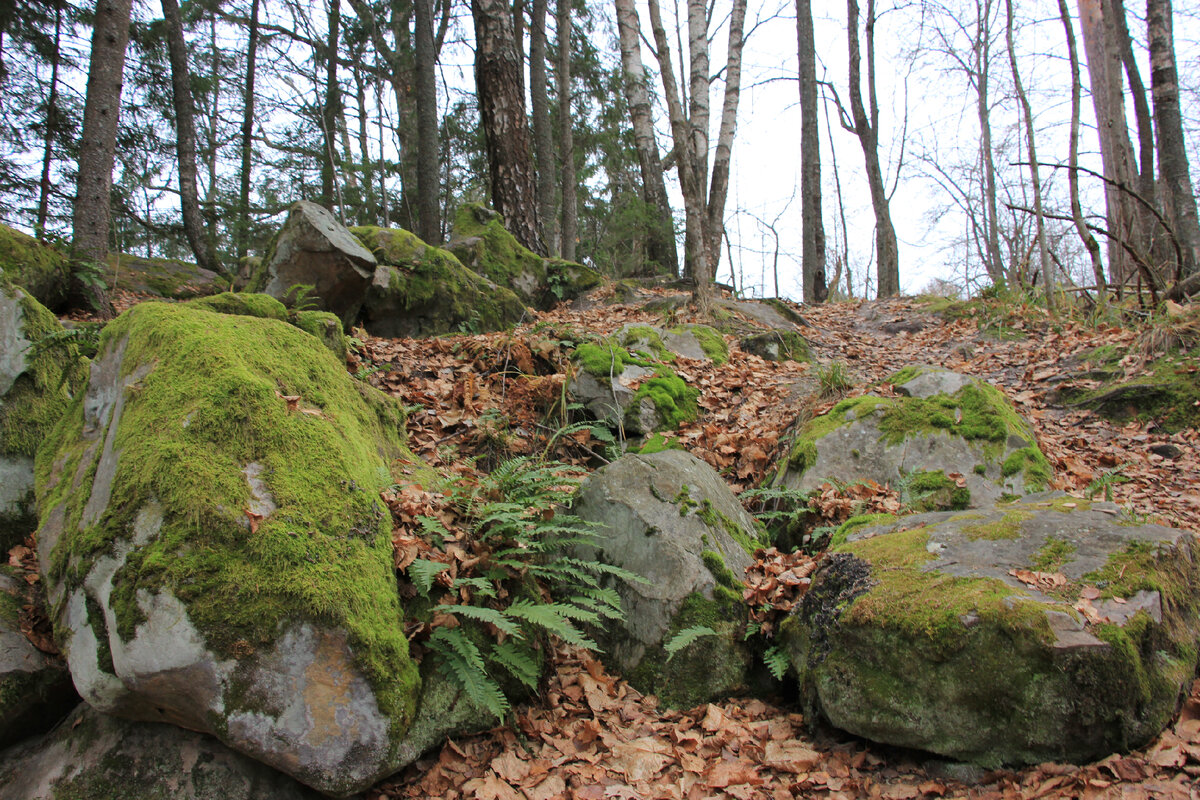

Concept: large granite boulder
[[34, 302, 428, 796], [772, 366, 1052, 509], [0, 704, 324, 799], [781, 492, 1200, 766], [249, 201, 377, 329], [107, 252, 222, 299], [0, 568, 76, 749], [571, 450, 765, 707], [0, 223, 71, 311], [0, 286, 88, 549], [447, 204, 601, 308], [354, 226, 526, 337]]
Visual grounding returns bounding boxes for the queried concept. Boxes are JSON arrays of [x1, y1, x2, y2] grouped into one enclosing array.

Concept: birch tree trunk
[[797, 0, 826, 303], [71, 0, 134, 317], [162, 0, 217, 272], [705, 0, 746, 272], [612, 0, 677, 273]]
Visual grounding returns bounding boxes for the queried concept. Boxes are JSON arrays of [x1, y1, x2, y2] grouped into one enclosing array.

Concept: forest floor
[[85, 288, 1200, 798]]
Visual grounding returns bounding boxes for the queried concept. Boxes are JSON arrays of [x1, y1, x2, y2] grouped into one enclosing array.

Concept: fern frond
[[763, 645, 790, 681], [407, 558, 450, 597], [451, 576, 498, 598], [491, 641, 540, 689], [433, 604, 522, 637], [505, 599, 595, 649], [551, 601, 601, 626], [664, 626, 718, 661], [428, 629, 509, 720]]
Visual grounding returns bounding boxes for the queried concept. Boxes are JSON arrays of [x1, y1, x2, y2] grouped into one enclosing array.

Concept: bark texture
[[797, 0, 826, 303], [236, 0, 259, 260], [556, 0, 577, 261], [414, 0, 441, 243]]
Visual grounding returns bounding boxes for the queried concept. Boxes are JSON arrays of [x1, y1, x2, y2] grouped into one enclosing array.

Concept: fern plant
[[405, 456, 643, 720]]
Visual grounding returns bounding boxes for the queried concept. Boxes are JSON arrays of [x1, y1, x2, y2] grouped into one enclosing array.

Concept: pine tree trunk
[[612, 0, 677, 273], [162, 0, 217, 272], [71, 0, 134, 317], [556, 0, 576, 261], [236, 0, 259, 260], [36, 3, 63, 237], [320, 0, 342, 214], [797, 0, 826, 303], [473, 0, 544, 254], [530, 0, 557, 253], [1148, 0, 1200, 279], [414, 0, 441, 243]]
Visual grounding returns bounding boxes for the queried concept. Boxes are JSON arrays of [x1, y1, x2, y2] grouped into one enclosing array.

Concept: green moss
[[906, 470, 971, 512], [1, 289, 89, 460], [619, 325, 672, 361], [783, 395, 891, 476], [701, 549, 738, 589], [876, 383, 1026, 447], [1082, 540, 1170, 601], [185, 292, 288, 320], [679, 325, 729, 364], [1031, 537, 1077, 572], [630, 369, 699, 430], [739, 330, 811, 362], [0, 222, 71, 308], [1001, 446, 1052, 489], [673, 485, 699, 516], [36, 302, 422, 737], [830, 513, 899, 548], [108, 252, 219, 299], [1071, 353, 1200, 433], [695, 499, 765, 555], [291, 310, 349, 361], [635, 433, 682, 454], [961, 510, 1034, 541]]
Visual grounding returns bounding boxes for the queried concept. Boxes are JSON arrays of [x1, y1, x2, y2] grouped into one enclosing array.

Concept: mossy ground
[[36, 302, 424, 734]]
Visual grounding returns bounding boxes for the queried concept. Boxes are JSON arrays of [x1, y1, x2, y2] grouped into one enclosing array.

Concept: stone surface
[[107, 252, 222, 298], [773, 366, 1052, 510], [251, 201, 377, 328], [782, 492, 1200, 767], [0, 223, 71, 310], [738, 330, 812, 362], [0, 704, 326, 799], [571, 450, 763, 707], [0, 287, 87, 549], [355, 226, 526, 337], [34, 302, 428, 796], [0, 570, 76, 750]]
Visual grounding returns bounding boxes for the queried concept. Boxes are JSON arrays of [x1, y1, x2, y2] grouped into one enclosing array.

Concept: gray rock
[[0, 704, 326, 799], [569, 364, 659, 435], [252, 201, 376, 328], [34, 302, 427, 796], [571, 450, 763, 707], [782, 492, 1200, 767], [0, 571, 76, 749], [773, 366, 1052, 510]]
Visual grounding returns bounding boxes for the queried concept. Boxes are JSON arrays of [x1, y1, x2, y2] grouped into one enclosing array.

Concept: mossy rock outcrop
[[107, 251, 222, 299], [0, 567, 77, 750], [0, 223, 72, 311], [185, 293, 348, 361], [781, 492, 1200, 766], [570, 450, 766, 708], [447, 204, 601, 308], [568, 328, 710, 437], [34, 302, 434, 796], [772, 366, 1051, 509], [739, 330, 812, 362], [354, 226, 526, 337], [0, 703, 325, 799], [0, 286, 88, 549]]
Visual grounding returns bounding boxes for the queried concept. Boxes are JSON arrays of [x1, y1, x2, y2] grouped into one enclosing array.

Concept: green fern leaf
[[433, 604, 522, 637], [763, 645, 790, 681], [491, 641, 540, 689], [664, 626, 718, 661], [429, 630, 509, 720], [407, 558, 449, 597], [506, 599, 595, 649]]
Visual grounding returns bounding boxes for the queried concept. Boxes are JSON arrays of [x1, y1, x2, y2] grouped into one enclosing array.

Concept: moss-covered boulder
[[616, 323, 729, 364], [0, 567, 77, 750], [0, 287, 88, 550], [185, 293, 348, 361], [0, 703, 324, 799], [447, 204, 602, 308], [781, 492, 1200, 767], [0, 223, 71, 310], [739, 330, 812, 362], [34, 302, 429, 796], [354, 225, 526, 337], [107, 252, 222, 299], [568, 334, 702, 436], [570, 450, 766, 708], [249, 200, 377, 329], [772, 366, 1052, 510]]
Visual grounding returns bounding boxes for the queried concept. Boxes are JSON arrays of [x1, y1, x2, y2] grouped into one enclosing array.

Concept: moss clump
[[631, 369, 699, 430], [739, 330, 811, 363], [701, 549, 739, 592], [291, 309, 349, 361], [679, 325, 729, 364], [636, 432, 682, 454], [1031, 537, 1077, 572], [354, 225, 526, 336], [783, 395, 891, 475], [673, 485, 699, 517], [619, 325, 672, 361], [0, 222, 71, 309], [36, 302, 422, 735], [960, 510, 1034, 540], [695, 499, 765, 556], [906, 470, 971, 512], [449, 204, 600, 307], [186, 292, 288, 321], [830, 513, 899, 548], [574, 341, 651, 377], [1070, 353, 1200, 433], [1082, 540, 1171, 601], [1002, 446, 1052, 489]]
